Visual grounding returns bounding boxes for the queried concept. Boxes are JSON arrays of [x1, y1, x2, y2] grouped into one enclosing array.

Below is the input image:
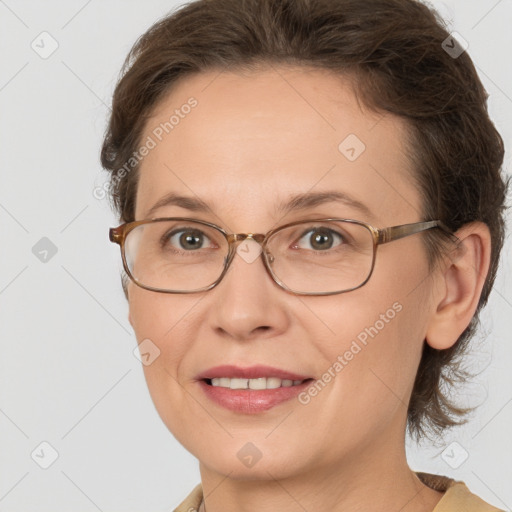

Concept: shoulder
[[174, 476, 506, 511], [416, 472, 505, 512], [172, 483, 203, 512]]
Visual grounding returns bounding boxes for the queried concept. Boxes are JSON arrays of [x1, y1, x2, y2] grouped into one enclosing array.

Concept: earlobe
[[121, 272, 130, 301], [122, 273, 133, 326], [425, 222, 491, 350]]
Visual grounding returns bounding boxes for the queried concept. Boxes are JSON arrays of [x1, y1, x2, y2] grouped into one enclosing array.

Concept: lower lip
[[198, 379, 313, 413]]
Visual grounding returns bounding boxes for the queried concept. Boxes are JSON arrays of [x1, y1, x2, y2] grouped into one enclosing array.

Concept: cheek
[[357, 254, 431, 397], [128, 287, 194, 351], [291, 301, 425, 467], [128, 289, 198, 408], [307, 295, 417, 400], [300, 246, 431, 421]]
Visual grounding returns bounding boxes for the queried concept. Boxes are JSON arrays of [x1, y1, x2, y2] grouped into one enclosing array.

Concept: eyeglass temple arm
[[377, 220, 451, 244], [109, 227, 124, 244]]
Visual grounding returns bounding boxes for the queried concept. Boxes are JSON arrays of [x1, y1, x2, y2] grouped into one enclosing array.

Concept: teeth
[[249, 377, 267, 390], [229, 378, 247, 390], [210, 377, 305, 389]]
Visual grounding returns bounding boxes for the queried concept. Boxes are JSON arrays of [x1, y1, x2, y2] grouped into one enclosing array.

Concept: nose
[[207, 238, 290, 341]]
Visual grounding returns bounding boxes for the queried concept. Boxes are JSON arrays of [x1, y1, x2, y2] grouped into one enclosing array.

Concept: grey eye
[[295, 227, 344, 251]]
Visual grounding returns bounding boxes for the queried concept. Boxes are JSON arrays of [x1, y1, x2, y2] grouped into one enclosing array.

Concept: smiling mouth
[[203, 377, 314, 390]]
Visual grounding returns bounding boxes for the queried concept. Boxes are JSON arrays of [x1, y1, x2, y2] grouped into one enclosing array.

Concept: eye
[[293, 227, 345, 251], [163, 228, 213, 251]]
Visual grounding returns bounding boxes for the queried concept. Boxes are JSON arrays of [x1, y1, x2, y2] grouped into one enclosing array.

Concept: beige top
[[172, 472, 505, 512]]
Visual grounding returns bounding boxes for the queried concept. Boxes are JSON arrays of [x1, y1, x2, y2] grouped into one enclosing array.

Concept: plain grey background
[[0, 0, 511, 510]]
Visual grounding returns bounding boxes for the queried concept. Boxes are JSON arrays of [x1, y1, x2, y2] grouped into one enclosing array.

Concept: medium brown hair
[[101, 0, 508, 440]]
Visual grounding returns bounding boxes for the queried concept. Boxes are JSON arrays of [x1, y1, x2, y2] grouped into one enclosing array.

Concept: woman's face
[[128, 66, 438, 478]]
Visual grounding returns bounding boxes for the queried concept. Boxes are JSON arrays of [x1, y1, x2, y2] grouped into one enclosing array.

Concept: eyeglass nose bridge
[[224, 232, 275, 267], [227, 232, 266, 244], [206, 231, 277, 297]]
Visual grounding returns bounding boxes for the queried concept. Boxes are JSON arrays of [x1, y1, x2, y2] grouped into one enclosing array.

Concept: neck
[[197, 428, 443, 512]]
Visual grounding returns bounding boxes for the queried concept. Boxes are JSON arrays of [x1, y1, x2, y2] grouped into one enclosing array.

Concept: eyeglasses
[[109, 217, 452, 295]]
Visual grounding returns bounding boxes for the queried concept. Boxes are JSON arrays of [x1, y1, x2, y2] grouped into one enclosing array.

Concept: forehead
[[135, 66, 421, 227]]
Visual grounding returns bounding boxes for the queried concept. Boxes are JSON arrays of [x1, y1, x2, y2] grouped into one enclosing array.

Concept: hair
[[101, 0, 508, 440]]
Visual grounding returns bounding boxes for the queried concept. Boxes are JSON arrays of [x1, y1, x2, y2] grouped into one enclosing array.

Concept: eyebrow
[[144, 190, 375, 221]]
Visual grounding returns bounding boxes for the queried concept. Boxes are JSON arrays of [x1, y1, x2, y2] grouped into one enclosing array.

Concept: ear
[[128, 294, 133, 327], [121, 273, 134, 326], [425, 221, 491, 350], [121, 272, 130, 300]]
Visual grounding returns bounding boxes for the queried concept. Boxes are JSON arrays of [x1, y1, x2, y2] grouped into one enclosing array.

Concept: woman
[[102, 0, 508, 510]]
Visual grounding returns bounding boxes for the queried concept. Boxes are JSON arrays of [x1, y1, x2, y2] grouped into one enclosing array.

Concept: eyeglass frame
[[109, 216, 454, 296]]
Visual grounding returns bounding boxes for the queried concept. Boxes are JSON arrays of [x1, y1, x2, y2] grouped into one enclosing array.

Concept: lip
[[196, 365, 315, 414]]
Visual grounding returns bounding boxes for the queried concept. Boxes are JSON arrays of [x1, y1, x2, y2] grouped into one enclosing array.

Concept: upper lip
[[196, 365, 313, 381]]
